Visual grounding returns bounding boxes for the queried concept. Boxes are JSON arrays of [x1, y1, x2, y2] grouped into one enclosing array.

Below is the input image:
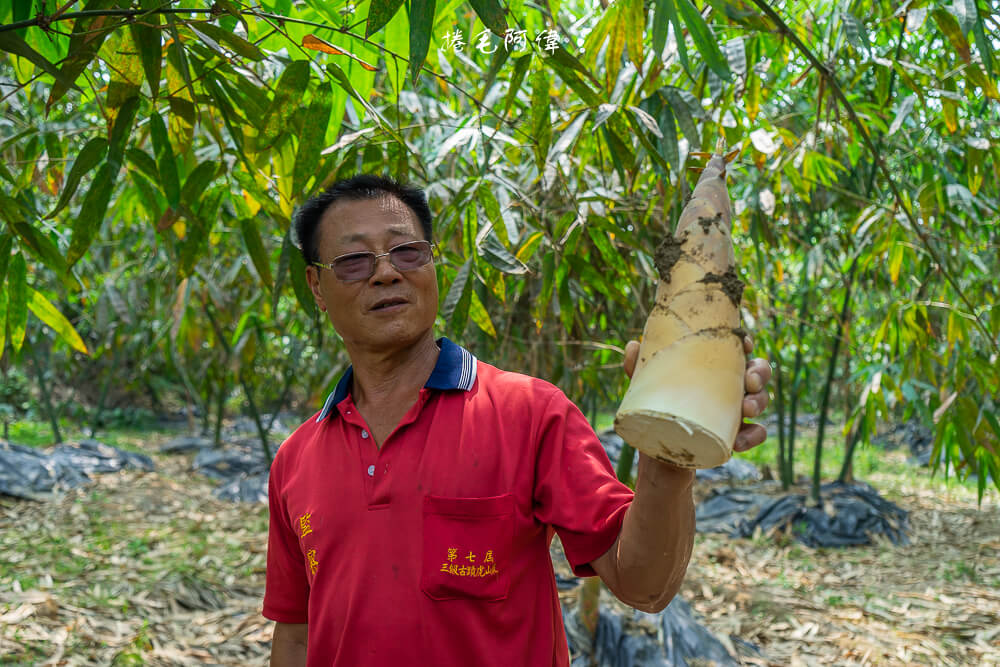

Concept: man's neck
[[346, 332, 440, 409]]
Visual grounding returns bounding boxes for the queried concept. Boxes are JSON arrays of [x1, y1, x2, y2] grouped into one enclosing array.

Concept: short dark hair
[[293, 174, 433, 265]]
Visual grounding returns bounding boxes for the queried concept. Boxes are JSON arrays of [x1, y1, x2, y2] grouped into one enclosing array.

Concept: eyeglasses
[[312, 240, 435, 282]]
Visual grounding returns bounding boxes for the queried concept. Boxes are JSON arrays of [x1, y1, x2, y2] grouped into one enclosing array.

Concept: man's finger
[[623, 340, 640, 379], [743, 335, 754, 355], [734, 423, 767, 452]]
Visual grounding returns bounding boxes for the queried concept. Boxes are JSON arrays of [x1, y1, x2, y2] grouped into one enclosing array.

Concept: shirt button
[[367, 464, 375, 477], [361, 430, 369, 439]]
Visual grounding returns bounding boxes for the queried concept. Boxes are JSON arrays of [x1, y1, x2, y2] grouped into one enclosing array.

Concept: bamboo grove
[[0, 0, 997, 499]]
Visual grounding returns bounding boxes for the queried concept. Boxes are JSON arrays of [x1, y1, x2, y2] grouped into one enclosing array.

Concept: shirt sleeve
[[532, 390, 634, 577], [262, 452, 311, 623]]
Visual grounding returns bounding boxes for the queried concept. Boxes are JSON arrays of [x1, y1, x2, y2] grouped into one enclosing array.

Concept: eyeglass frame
[[310, 239, 437, 282]]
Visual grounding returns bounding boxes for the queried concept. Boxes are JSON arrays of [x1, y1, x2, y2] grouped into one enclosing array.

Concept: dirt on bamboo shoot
[[614, 149, 745, 469]]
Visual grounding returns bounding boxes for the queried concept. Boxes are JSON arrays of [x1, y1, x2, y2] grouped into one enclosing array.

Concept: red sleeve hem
[[566, 498, 630, 577], [262, 605, 309, 624]]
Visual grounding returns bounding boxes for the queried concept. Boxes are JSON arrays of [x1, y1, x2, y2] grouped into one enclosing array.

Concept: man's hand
[[622, 336, 771, 453]]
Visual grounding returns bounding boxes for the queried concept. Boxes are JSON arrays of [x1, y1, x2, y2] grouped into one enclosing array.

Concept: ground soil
[[1, 438, 998, 665]]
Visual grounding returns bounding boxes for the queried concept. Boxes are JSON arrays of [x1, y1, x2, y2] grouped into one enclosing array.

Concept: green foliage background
[[0, 0, 998, 497]]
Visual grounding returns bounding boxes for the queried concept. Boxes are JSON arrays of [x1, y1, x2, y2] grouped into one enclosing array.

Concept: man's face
[[305, 196, 438, 353]]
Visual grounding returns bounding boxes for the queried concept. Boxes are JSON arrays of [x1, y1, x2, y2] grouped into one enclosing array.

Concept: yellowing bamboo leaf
[[469, 289, 497, 337], [302, 35, 378, 71], [27, 288, 88, 355], [889, 242, 903, 284], [775, 259, 784, 282]]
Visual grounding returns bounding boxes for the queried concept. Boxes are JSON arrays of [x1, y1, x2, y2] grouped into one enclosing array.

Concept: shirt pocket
[[421, 494, 514, 601]]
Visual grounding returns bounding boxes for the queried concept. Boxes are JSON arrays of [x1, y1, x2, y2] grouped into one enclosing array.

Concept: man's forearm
[[270, 622, 308, 667], [596, 453, 695, 612]]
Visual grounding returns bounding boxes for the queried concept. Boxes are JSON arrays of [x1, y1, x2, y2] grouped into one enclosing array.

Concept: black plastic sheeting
[[564, 596, 743, 666], [0, 439, 153, 501], [598, 430, 762, 484], [697, 481, 909, 547], [873, 419, 934, 466], [159, 436, 213, 454], [187, 446, 271, 502]]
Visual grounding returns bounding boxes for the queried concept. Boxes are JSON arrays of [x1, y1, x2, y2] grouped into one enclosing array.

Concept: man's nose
[[369, 252, 402, 283]]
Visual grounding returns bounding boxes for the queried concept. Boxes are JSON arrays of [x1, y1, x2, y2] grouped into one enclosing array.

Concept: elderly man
[[264, 175, 770, 666]]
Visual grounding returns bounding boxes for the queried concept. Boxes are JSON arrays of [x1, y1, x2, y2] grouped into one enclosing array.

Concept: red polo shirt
[[263, 338, 633, 666]]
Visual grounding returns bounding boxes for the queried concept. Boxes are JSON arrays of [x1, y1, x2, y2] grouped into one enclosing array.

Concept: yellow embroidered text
[[299, 513, 313, 538], [306, 548, 319, 575]]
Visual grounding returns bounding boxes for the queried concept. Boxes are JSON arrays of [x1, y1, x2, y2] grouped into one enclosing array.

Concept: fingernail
[[748, 373, 761, 392]]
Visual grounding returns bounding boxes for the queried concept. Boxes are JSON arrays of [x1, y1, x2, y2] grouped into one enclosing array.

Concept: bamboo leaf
[[676, 0, 731, 80], [194, 23, 265, 61], [469, 0, 508, 36], [949, 0, 976, 35], [408, 0, 436, 83], [0, 287, 6, 356], [104, 28, 145, 110], [546, 50, 601, 107], [293, 81, 334, 194], [149, 112, 181, 207], [0, 32, 80, 92], [240, 218, 274, 289], [366, 0, 406, 37], [933, 10, 971, 62], [478, 185, 508, 248], [8, 254, 27, 354], [624, 0, 645, 71], [27, 287, 89, 355], [842, 12, 870, 53], [515, 231, 545, 263], [289, 246, 317, 317], [11, 223, 67, 278], [273, 228, 293, 317], [663, 0, 690, 74], [108, 95, 140, 169], [725, 37, 746, 79], [531, 68, 552, 170], [0, 234, 11, 287], [129, 7, 161, 99], [661, 86, 701, 147], [628, 105, 662, 138], [652, 0, 671, 56], [468, 288, 497, 337], [181, 161, 220, 211], [260, 60, 311, 149], [46, 138, 107, 219], [480, 233, 528, 274], [68, 163, 116, 266], [442, 258, 473, 332], [302, 35, 377, 71], [48, 0, 117, 107]]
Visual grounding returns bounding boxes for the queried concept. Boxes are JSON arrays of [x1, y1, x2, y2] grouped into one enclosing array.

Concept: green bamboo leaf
[[477, 185, 508, 248], [273, 228, 293, 317], [0, 32, 80, 92], [515, 231, 545, 263], [193, 23, 265, 61], [842, 12, 870, 53], [48, 0, 117, 107], [469, 0, 508, 36], [605, 7, 626, 90], [480, 233, 528, 274], [662, 0, 689, 74], [502, 55, 531, 118], [149, 112, 181, 207], [46, 138, 107, 219], [652, 0, 671, 56], [293, 81, 334, 194], [108, 95, 140, 169], [557, 273, 574, 333], [408, 0, 436, 83], [129, 4, 161, 99], [468, 289, 497, 337], [0, 234, 11, 287], [240, 218, 274, 289], [366, 0, 406, 37], [887, 94, 916, 136], [676, 0, 730, 80], [546, 52, 601, 107], [442, 258, 473, 332], [587, 226, 626, 275], [972, 13, 995, 79], [482, 46, 511, 97], [260, 60, 311, 149], [11, 223, 67, 278], [289, 247, 317, 317], [660, 86, 701, 147], [181, 161, 220, 211], [126, 148, 160, 183], [27, 287, 89, 355], [531, 68, 551, 170], [462, 204, 477, 260], [0, 287, 6, 356], [8, 254, 27, 354], [68, 163, 116, 265]]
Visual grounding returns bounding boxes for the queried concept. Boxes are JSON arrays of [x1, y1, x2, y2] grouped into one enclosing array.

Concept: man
[[264, 175, 771, 666]]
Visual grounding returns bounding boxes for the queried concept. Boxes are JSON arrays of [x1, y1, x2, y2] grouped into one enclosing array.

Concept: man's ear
[[306, 266, 327, 312]]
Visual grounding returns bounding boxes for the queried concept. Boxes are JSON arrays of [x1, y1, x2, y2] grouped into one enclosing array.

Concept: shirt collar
[[316, 337, 477, 422]]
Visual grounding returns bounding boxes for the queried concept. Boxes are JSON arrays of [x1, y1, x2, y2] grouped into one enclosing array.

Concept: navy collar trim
[[316, 338, 477, 422]]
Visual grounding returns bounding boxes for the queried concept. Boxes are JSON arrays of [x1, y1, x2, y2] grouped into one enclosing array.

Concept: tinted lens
[[389, 242, 431, 269], [333, 253, 375, 281]]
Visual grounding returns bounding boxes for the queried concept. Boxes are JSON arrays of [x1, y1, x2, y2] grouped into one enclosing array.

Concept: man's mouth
[[371, 297, 408, 311]]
